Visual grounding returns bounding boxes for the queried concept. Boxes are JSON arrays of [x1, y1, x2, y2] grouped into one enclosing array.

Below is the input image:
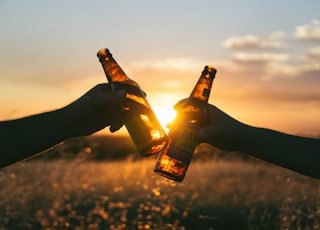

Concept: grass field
[[1, 156, 320, 230]]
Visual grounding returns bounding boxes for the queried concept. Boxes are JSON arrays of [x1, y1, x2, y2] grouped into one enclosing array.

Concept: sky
[[1, 1, 320, 135]]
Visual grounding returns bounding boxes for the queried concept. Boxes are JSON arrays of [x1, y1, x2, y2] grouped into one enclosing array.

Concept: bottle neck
[[189, 66, 216, 103], [97, 48, 130, 83]]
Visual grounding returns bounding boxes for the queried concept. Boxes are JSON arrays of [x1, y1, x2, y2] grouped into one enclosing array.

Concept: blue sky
[[1, 1, 320, 134]]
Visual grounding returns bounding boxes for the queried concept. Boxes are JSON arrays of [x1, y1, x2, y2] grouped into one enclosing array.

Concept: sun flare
[[153, 105, 177, 132]]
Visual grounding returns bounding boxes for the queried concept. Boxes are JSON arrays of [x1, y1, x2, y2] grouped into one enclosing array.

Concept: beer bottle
[[97, 48, 168, 156], [154, 66, 217, 182]]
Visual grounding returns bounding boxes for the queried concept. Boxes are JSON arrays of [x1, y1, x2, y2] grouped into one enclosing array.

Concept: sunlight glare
[[153, 105, 177, 132]]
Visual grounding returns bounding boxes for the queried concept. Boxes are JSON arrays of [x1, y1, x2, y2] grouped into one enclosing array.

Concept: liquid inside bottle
[[154, 66, 216, 181], [97, 48, 168, 155]]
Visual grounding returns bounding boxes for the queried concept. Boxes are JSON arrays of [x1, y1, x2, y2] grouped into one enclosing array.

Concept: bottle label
[[166, 125, 197, 163], [202, 88, 210, 98]]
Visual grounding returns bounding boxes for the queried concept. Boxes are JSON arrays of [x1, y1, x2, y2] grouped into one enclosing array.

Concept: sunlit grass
[[1, 158, 320, 229]]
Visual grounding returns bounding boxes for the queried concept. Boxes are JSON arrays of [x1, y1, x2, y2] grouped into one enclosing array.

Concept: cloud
[[299, 62, 320, 79], [264, 62, 298, 79], [127, 57, 206, 73], [294, 19, 320, 42], [305, 46, 320, 61], [62, 75, 103, 89], [232, 52, 289, 64], [125, 57, 213, 88], [223, 31, 287, 50], [124, 57, 225, 94]]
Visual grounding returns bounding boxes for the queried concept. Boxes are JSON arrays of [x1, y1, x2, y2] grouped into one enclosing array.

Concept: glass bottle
[[97, 48, 168, 156], [154, 66, 217, 182]]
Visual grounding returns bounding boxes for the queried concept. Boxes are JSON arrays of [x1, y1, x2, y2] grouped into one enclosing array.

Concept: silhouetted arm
[[239, 125, 320, 179], [0, 109, 70, 167], [197, 104, 320, 179], [0, 84, 126, 168]]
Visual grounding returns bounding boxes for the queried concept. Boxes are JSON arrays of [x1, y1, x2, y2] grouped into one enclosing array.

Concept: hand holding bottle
[[196, 104, 251, 152], [193, 103, 320, 180], [97, 48, 168, 156], [62, 83, 127, 137], [0, 83, 127, 168], [172, 101, 249, 152], [154, 66, 217, 182]]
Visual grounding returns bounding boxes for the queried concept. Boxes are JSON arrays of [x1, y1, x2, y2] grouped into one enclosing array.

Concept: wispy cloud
[[221, 23, 320, 82], [305, 46, 320, 61], [125, 58, 213, 93], [232, 52, 289, 64], [294, 19, 320, 42], [229, 51, 319, 81], [127, 57, 206, 73], [223, 31, 288, 50]]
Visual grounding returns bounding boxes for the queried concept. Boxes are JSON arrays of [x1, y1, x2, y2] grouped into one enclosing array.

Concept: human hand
[[172, 99, 250, 152], [62, 83, 126, 138], [197, 104, 251, 151]]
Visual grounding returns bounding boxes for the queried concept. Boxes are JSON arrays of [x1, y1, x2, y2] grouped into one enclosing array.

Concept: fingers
[[197, 126, 214, 142], [93, 90, 127, 108], [105, 90, 127, 104]]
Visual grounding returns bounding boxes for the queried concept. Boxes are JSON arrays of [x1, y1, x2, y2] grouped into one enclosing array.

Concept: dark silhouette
[[1, 85, 319, 181], [194, 102, 320, 180], [0, 83, 126, 168]]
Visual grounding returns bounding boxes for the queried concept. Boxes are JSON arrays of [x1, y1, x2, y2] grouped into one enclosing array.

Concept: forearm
[[243, 126, 320, 179], [0, 109, 70, 168]]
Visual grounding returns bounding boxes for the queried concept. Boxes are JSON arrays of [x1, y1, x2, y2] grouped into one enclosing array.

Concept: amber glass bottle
[[154, 66, 217, 181], [97, 48, 168, 156]]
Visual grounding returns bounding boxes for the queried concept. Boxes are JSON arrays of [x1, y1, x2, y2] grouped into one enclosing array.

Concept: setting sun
[[153, 105, 177, 132]]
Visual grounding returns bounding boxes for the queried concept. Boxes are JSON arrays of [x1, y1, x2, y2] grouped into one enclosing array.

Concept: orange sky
[[1, 1, 320, 135]]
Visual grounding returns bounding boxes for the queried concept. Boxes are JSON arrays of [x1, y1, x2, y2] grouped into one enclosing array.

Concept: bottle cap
[[97, 48, 112, 58], [203, 66, 217, 79]]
